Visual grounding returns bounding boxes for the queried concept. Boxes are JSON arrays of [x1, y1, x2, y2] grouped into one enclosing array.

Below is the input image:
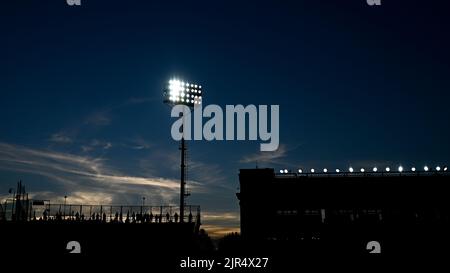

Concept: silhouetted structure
[[0, 182, 207, 259], [236, 168, 450, 255], [1, 182, 201, 226]]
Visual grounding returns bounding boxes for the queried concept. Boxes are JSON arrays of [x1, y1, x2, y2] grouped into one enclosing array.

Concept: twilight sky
[[1, 0, 450, 237]]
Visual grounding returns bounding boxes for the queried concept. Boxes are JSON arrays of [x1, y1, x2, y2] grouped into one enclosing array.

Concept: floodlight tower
[[163, 79, 203, 222]]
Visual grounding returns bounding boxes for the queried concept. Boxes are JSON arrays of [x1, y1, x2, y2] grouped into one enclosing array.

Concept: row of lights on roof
[[279, 166, 448, 174]]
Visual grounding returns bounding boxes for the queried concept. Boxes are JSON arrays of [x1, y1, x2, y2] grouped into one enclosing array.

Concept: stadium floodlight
[[336, 169, 340, 173], [163, 77, 204, 223], [360, 168, 365, 173], [311, 168, 315, 173], [298, 169, 303, 173], [323, 168, 328, 173], [385, 167, 390, 172], [280, 170, 284, 174], [398, 166, 404, 172], [444, 166, 448, 171], [284, 169, 288, 174], [373, 167, 378, 172], [436, 166, 441, 171], [164, 78, 203, 107], [349, 167, 354, 173], [411, 167, 416, 172], [424, 166, 429, 171]]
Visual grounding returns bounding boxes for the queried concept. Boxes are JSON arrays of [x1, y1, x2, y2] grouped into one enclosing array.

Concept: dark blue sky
[[1, 0, 449, 236]]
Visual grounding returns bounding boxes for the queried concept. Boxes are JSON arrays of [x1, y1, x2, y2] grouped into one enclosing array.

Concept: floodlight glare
[[398, 166, 404, 172], [349, 167, 354, 173], [323, 168, 328, 173], [284, 169, 288, 173], [360, 168, 365, 173], [336, 169, 340, 173], [165, 78, 203, 107], [436, 166, 441, 171], [424, 166, 429, 171], [444, 167, 448, 171], [280, 170, 284, 174], [311, 168, 315, 173], [385, 167, 390, 172], [298, 169, 303, 173], [411, 167, 416, 172], [373, 167, 378, 172]]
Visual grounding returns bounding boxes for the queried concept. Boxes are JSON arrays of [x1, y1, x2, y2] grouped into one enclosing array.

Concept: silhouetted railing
[[1, 201, 200, 225]]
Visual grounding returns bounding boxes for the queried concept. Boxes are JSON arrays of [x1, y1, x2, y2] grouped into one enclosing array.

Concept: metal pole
[[180, 137, 186, 222], [63, 196, 67, 220], [179, 107, 187, 223], [11, 191, 15, 221]]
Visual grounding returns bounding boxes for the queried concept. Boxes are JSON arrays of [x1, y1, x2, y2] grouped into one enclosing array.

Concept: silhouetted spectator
[[174, 212, 179, 223], [56, 212, 62, 221], [166, 212, 170, 222], [136, 213, 142, 223]]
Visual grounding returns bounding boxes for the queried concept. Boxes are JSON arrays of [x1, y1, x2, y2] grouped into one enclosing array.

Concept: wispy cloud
[[81, 139, 113, 153], [49, 133, 73, 144], [201, 225, 240, 238], [138, 149, 231, 191], [129, 136, 152, 150], [201, 211, 240, 238], [0, 142, 198, 205], [239, 144, 287, 164], [85, 111, 111, 126], [83, 96, 156, 127], [0, 142, 239, 237]]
